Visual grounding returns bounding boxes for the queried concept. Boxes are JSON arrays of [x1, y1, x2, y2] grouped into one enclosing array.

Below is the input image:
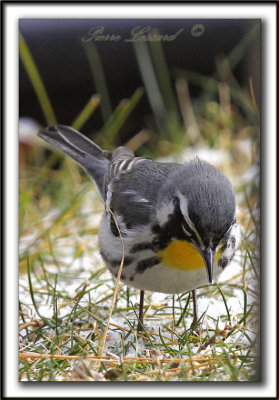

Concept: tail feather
[[38, 125, 110, 197]]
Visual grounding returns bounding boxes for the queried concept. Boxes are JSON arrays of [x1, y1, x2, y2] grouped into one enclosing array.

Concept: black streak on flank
[[110, 257, 134, 268], [130, 242, 153, 253], [136, 257, 160, 274], [112, 270, 126, 280], [100, 250, 133, 268], [110, 217, 120, 237], [110, 216, 128, 238]]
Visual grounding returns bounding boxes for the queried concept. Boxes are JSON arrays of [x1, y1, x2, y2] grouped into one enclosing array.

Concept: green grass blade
[[72, 95, 100, 131], [19, 33, 57, 125], [98, 88, 144, 148], [217, 285, 231, 322], [133, 41, 167, 130], [149, 36, 181, 128], [82, 41, 112, 123], [27, 256, 45, 320]]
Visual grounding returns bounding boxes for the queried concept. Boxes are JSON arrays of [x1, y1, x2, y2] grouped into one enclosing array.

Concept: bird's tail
[[38, 125, 111, 196]]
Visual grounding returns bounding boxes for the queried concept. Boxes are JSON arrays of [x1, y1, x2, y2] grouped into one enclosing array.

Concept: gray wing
[[103, 146, 147, 198], [105, 147, 179, 229]]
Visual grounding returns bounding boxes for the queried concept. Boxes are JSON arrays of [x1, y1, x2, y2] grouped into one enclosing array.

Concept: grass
[[19, 26, 260, 381]]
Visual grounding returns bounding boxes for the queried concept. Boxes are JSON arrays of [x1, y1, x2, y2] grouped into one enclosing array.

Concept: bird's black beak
[[201, 248, 214, 284]]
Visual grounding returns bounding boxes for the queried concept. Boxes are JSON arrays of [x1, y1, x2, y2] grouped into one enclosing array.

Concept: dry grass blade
[[19, 352, 232, 365], [249, 77, 260, 122], [97, 203, 125, 360]]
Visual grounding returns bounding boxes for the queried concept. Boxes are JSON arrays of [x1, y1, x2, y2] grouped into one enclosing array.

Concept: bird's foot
[[190, 317, 201, 335], [137, 320, 145, 333]]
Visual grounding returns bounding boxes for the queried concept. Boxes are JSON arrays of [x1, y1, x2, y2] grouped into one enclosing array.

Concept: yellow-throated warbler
[[38, 125, 240, 331]]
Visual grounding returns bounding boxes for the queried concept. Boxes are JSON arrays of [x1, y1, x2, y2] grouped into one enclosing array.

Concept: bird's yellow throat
[[158, 240, 221, 271]]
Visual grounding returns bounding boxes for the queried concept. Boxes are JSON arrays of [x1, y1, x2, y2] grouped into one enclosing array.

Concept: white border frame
[[4, 3, 276, 398]]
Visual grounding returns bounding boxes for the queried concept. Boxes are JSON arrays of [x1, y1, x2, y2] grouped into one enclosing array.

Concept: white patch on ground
[[19, 217, 257, 361], [19, 146, 259, 366]]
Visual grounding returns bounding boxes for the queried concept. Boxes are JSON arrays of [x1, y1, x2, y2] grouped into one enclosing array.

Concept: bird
[[38, 125, 240, 332]]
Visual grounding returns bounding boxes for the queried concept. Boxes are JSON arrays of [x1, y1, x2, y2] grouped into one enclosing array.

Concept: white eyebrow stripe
[[182, 225, 192, 237], [177, 192, 205, 249], [184, 214, 204, 248], [183, 213, 196, 232]]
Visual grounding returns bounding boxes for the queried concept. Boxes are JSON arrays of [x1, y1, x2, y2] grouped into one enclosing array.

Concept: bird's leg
[[190, 289, 198, 329], [137, 290, 145, 332]]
